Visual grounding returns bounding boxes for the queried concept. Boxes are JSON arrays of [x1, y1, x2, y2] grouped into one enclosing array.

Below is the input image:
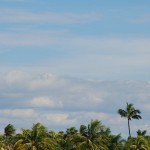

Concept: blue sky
[[0, 0, 150, 137], [1, 0, 150, 80]]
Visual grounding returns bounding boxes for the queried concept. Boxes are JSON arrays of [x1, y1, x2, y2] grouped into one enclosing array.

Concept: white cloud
[[78, 93, 104, 106], [30, 96, 63, 108], [29, 73, 67, 90], [0, 70, 150, 136], [4, 70, 30, 84], [0, 109, 36, 118], [43, 113, 77, 127]]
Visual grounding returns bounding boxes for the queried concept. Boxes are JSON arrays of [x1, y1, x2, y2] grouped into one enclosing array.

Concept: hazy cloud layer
[[0, 8, 102, 24], [0, 70, 150, 137], [0, 31, 150, 80]]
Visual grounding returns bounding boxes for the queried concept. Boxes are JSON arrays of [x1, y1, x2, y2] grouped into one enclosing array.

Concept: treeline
[[0, 103, 149, 150], [0, 120, 150, 150]]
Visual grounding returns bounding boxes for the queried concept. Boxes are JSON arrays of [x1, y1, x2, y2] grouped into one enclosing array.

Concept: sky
[[0, 0, 150, 137]]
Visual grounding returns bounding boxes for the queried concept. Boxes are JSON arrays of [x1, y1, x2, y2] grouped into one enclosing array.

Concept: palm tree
[[77, 120, 109, 150], [130, 136, 149, 150], [3, 124, 16, 150], [63, 127, 78, 150], [118, 102, 142, 137], [16, 123, 57, 150], [48, 130, 65, 150], [137, 129, 147, 136], [109, 134, 125, 150], [13, 139, 27, 150], [4, 124, 16, 137]]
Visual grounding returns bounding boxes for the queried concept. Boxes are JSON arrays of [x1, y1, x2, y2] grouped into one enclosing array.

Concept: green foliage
[[125, 136, 150, 150], [137, 129, 147, 136], [0, 121, 149, 150], [0, 103, 149, 149], [118, 102, 142, 137], [4, 124, 16, 137]]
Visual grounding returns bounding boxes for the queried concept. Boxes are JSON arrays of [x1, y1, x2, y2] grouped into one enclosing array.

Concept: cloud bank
[[0, 70, 150, 137]]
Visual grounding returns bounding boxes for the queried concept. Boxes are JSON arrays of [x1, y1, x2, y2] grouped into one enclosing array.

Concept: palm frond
[[132, 115, 142, 120], [118, 109, 127, 117]]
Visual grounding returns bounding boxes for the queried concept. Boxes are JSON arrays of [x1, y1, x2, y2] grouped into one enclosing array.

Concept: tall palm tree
[[118, 102, 142, 137]]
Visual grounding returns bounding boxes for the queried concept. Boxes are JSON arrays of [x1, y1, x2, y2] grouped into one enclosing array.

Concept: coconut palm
[[13, 139, 27, 150], [137, 129, 147, 136], [48, 130, 65, 150], [63, 127, 78, 150], [118, 103, 142, 137], [3, 124, 16, 150], [4, 124, 16, 137], [79, 125, 87, 137], [16, 123, 57, 150], [77, 120, 109, 150], [109, 134, 125, 150], [130, 136, 150, 150]]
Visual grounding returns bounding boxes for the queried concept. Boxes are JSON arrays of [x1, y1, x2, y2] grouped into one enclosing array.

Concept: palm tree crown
[[4, 124, 16, 137], [137, 129, 147, 136], [118, 102, 142, 137]]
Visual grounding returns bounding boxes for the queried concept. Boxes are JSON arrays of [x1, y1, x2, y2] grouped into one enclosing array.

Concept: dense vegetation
[[0, 103, 149, 150]]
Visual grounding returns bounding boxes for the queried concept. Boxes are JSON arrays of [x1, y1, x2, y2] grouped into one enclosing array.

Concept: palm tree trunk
[[128, 119, 131, 137]]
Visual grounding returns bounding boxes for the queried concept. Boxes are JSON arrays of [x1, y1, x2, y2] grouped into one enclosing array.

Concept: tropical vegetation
[[0, 103, 149, 150]]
